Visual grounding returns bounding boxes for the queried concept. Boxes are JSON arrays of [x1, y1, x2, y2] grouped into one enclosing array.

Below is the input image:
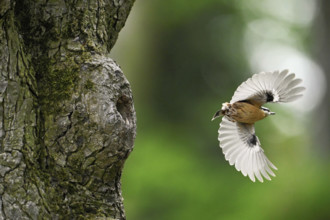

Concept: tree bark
[[0, 0, 136, 219]]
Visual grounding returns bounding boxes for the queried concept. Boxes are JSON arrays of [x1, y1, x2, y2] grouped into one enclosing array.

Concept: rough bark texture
[[0, 0, 136, 219]]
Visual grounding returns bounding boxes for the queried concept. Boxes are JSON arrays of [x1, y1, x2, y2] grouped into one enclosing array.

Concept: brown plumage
[[213, 101, 270, 124], [226, 102, 267, 124]]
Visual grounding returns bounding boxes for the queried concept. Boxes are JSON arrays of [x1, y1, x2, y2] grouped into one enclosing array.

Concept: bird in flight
[[212, 70, 305, 182]]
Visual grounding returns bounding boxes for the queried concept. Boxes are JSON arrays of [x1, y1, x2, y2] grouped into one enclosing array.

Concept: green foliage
[[123, 121, 330, 220], [112, 0, 330, 219]]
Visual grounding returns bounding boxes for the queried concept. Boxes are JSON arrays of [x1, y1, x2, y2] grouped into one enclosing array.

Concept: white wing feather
[[218, 117, 277, 182], [230, 70, 305, 104]]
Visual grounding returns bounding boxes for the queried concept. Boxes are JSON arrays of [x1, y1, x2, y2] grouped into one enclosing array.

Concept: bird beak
[[211, 110, 221, 121], [270, 112, 275, 115]]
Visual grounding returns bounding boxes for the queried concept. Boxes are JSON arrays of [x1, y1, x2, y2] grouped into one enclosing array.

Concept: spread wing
[[218, 117, 277, 182], [230, 70, 305, 106]]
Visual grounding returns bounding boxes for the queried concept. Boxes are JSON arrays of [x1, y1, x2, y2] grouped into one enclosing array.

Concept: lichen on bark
[[0, 0, 136, 219]]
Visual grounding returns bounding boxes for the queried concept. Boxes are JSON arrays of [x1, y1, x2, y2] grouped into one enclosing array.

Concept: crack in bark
[[0, 195, 6, 220], [30, 177, 51, 215]]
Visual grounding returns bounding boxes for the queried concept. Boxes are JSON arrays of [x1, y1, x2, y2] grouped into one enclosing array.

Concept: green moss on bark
[[85, 79, 94, 90], [36, 57, 79, 113]]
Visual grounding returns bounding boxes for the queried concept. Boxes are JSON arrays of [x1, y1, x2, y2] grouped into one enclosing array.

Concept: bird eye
[[261, 107, 270, 112]]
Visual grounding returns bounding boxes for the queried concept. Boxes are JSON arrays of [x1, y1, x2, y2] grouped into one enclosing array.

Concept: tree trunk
[[0, 0, 136, 219]]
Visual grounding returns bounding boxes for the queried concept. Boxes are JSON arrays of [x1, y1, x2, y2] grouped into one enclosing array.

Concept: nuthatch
[[212, 70, 305, 182]]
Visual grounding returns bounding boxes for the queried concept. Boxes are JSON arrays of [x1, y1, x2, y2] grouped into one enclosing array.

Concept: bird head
[[261, 106, 275, 116], [211, 102, 231, 121]]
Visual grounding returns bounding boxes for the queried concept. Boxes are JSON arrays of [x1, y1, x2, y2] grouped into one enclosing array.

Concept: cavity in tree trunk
[[0, 0, 136, 219]]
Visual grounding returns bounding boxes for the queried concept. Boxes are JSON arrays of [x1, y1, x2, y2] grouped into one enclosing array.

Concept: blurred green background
[[111, 0, 330, 219]]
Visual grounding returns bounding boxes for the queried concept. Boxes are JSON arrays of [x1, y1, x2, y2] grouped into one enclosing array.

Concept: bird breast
[[225, 102, 267, 124]]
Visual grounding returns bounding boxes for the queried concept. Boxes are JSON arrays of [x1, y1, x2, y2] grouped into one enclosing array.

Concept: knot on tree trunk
[[38, 55, 136, 218]]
